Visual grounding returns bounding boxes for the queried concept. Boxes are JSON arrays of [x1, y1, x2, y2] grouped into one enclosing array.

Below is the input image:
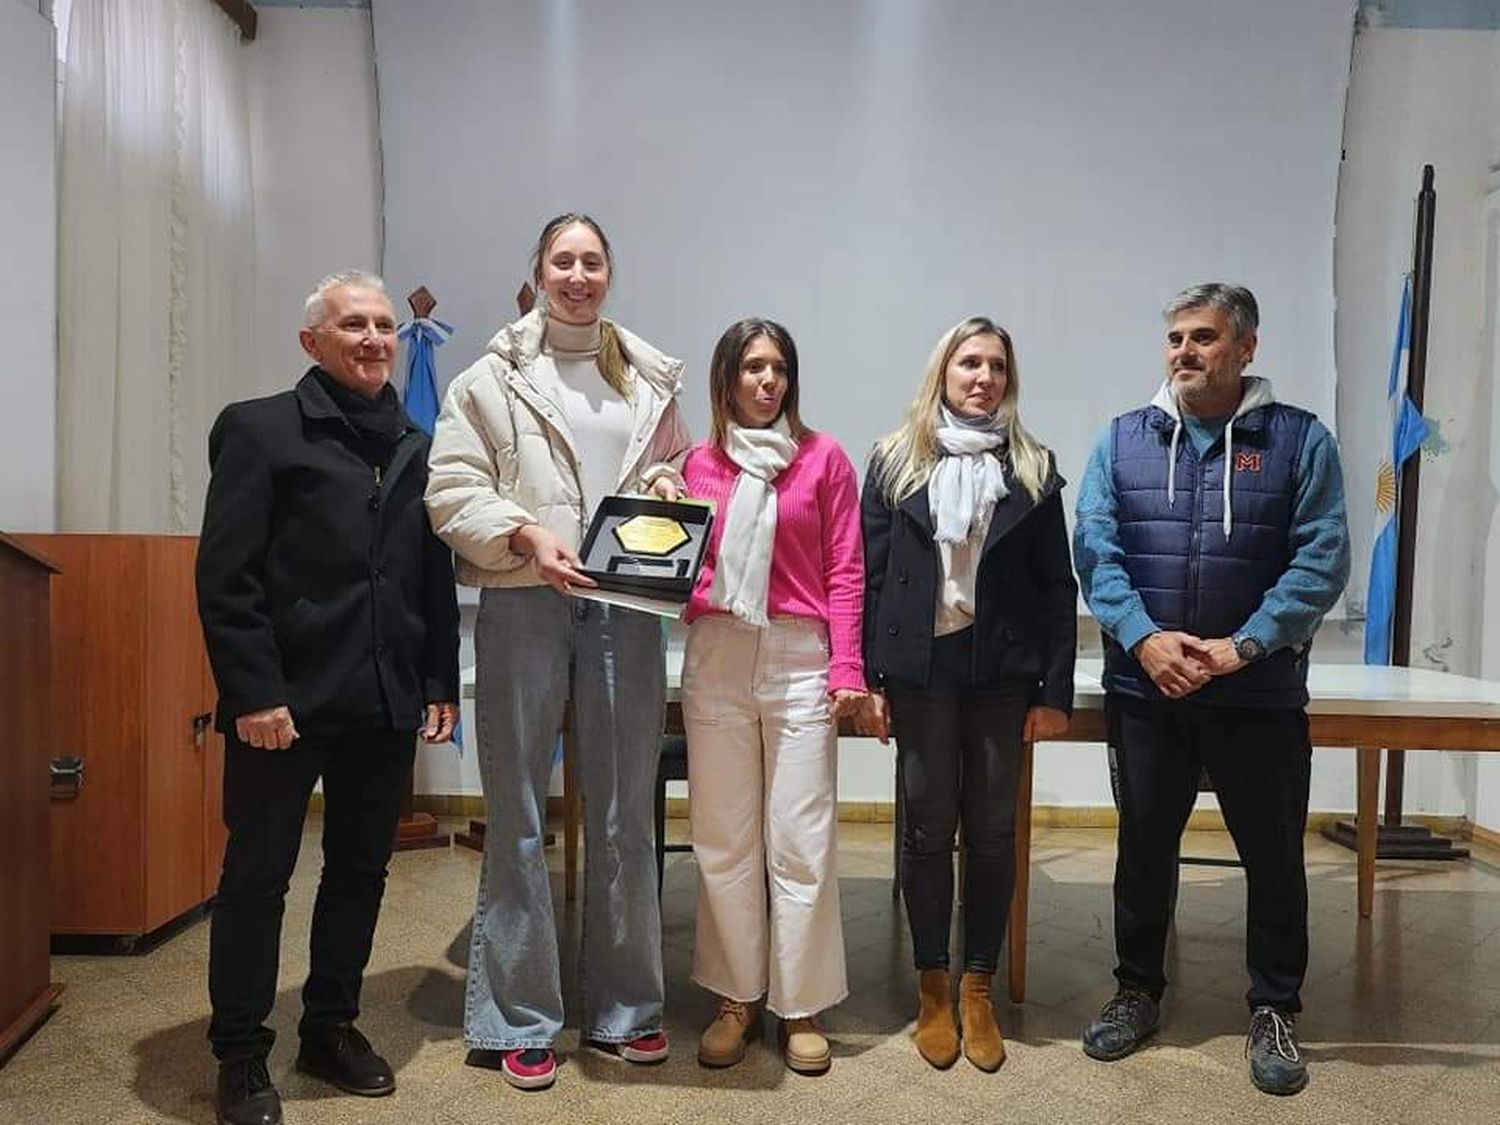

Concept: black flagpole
[[1325, 165, 1466, 861]]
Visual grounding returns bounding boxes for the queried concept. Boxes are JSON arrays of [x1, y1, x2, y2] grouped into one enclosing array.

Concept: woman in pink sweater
[[681, 318, 867, 1076]]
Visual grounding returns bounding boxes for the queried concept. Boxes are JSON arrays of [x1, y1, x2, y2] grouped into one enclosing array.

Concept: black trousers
[[1108, 694, 1312, 1012], [208, 728, 414, 1061], [888, 630, 1031, 975]]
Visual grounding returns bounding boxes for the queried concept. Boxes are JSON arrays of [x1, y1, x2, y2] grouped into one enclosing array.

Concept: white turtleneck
[[542, 317, 632, 520]]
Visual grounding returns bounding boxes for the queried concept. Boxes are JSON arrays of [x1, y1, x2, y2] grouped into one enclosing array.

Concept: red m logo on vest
[[1234, 451, 1263, 473]]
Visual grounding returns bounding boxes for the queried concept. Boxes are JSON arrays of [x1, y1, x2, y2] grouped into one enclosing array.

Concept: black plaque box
[[578, 495, 714, 603]]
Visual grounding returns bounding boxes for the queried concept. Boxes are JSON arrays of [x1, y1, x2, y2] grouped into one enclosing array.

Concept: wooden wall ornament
[[407, 285, 437, 320]]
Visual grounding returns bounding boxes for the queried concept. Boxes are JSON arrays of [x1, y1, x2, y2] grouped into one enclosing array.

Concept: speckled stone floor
[[3, 821, 1498, 1124]]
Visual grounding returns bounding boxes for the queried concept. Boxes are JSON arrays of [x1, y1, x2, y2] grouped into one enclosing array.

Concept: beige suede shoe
[[698, 997, 760, 1068], [781, 1017, 832, 1075]]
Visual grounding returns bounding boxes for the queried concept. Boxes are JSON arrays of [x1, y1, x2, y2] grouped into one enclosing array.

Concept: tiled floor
[[3, 821, 1499, 1124]]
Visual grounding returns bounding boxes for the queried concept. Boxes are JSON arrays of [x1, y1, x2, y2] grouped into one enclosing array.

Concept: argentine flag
[[1363, 275, 1429, 665], [397, 316, 453, 435]]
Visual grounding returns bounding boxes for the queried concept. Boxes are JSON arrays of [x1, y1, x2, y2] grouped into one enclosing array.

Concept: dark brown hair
[[708, 318, 809, 447]]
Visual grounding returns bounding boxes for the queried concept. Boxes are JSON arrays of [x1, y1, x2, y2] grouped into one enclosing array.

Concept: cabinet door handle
[[50, 755, 85, 799], [192, 713, 213, 750]]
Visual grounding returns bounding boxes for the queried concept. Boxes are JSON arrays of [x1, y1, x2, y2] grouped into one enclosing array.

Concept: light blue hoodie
[[1074, 376, 1350, 656]]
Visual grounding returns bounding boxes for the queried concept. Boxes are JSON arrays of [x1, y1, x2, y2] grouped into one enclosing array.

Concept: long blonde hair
[[872, 317, 1052, 506], [531, 212, 633, 399]]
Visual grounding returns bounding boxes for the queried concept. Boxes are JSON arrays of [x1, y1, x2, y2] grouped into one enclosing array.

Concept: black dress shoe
[[1081, 988, 1160, 1061], [295, 1023, 396, 1097], [216, 1058, 282, 1125]]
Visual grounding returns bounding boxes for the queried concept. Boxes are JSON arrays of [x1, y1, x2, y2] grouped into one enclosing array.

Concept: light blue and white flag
[[397, 316, 453, 435], [399, 316, 460, 747], [1363, 275, 1429, 665]]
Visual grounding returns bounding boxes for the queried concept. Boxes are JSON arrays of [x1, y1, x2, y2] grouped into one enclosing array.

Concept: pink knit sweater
[[683, 432, 867, 693]]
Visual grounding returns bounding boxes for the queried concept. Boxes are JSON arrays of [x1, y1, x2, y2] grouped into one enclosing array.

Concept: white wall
[[244, 7, 383, 399], [1335, 25, 1500, 821], [0, 0, 57, 532], [371, 0, 1352, 494], [239, 7, 1500, 823]]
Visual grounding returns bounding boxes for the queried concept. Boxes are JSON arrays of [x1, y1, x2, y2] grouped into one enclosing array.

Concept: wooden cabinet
[[16, 535, 225, 942], [0, 533, 63, 1058]]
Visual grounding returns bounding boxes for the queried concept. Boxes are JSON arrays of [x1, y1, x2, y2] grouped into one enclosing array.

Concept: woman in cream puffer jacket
[[426, 308, 689, 584], [426, 214, 690, 1090]]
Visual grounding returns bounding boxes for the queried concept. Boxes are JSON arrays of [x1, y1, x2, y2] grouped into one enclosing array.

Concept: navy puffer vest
[[1104, 401, 1312, 709]]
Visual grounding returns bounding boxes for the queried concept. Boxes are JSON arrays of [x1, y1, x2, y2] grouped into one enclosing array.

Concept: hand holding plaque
[[576, 495, 714, 612]]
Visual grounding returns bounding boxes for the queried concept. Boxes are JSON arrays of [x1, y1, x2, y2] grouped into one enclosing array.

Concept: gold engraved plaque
[[612, 515, 690, 557]]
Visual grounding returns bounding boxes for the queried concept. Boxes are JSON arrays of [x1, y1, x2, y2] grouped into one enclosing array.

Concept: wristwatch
[[1233, 633, 1266, 663]]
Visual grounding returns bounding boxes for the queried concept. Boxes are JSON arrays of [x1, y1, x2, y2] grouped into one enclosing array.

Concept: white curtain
[[57, 0, 255, 533]]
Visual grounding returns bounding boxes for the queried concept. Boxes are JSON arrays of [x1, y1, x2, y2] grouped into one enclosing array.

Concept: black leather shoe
[[216, 1058, 282, 1125], [295, 1023, 396, 1097], [1081, 988, 1160, 1061]]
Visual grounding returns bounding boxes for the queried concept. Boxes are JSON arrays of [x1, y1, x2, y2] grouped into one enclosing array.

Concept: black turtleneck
[[311, 366, 408, 469]]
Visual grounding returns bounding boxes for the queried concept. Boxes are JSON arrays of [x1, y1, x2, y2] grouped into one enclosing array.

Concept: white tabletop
[[1072, 658, 1500, 719], [461, 653, 1500, 720]]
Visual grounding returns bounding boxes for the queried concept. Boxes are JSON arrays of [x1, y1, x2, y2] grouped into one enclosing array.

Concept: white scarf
[[929, 405, 1010, 545], [708, 418, 798, 625]]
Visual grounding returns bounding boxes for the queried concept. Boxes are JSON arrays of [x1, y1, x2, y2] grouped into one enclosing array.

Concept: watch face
[[1235, 636, 1264, 662]]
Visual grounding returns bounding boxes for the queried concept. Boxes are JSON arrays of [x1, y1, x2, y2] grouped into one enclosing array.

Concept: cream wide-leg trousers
[[683, 613, 848, 1018]]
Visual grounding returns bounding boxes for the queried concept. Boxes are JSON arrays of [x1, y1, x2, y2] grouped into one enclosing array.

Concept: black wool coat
[[860, 452, 1078, 712], [196, 369, 460, 735]]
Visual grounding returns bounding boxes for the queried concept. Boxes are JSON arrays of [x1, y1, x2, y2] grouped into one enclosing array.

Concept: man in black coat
[[196, 270, 459, 1125]]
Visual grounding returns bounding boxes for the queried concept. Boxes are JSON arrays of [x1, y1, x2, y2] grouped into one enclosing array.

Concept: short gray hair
[[1163, 283, 1259, 340], [303, 269, 388, 328]]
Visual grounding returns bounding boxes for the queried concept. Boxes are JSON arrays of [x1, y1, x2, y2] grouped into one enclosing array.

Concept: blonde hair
[[872, 317, 1051, 506], [532, 212, 632, 399]]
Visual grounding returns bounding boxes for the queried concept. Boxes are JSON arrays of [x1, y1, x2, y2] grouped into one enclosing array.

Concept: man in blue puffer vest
[[1073, 284, 1349, 1096]]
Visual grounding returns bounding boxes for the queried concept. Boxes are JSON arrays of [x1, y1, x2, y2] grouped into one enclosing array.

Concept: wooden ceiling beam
[[213, 0, 258, 42]]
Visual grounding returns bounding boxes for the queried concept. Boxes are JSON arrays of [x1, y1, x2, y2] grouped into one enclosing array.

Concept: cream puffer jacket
[[425, 309, 692, 588]]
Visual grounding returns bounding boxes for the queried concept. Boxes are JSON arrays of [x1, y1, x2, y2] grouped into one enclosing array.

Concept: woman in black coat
[[858, 316, 1076, 1073]]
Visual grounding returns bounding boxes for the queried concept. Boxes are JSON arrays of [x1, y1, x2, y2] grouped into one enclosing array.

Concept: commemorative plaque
[[578, 494, 714, 604]]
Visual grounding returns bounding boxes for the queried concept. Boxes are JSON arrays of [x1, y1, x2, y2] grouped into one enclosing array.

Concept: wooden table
[[997, 658, 1500, 1002], [461, 655, 1500, 1003]]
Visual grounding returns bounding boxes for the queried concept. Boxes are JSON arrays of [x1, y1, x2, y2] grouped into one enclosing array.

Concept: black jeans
[[1108, 694, 1312, 1012], [889, 630, 1031, 974], [208, 728, 414, 1061]]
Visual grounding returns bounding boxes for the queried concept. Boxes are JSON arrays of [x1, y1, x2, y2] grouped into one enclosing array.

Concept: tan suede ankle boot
[[959, 971, 1005, 1071], [913, 968, 960, 1068], [698, 997, 760, 1068]]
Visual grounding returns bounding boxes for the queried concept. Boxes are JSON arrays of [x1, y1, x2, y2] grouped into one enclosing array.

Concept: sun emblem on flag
[[1375, 460, 1396, 514]]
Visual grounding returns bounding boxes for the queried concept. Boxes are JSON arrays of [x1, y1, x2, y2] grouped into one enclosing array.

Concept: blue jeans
[[465, 587, 666, 1049]]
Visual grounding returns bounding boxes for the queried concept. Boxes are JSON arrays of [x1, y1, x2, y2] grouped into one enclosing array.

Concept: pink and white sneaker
[[500, 1048, 557, 1090], [590, 1031, 670, 1064]]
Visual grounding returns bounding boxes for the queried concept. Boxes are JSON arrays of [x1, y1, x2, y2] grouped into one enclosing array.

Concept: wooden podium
[[0, 533, 63, 1059], [17, 535, 226, 947]]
